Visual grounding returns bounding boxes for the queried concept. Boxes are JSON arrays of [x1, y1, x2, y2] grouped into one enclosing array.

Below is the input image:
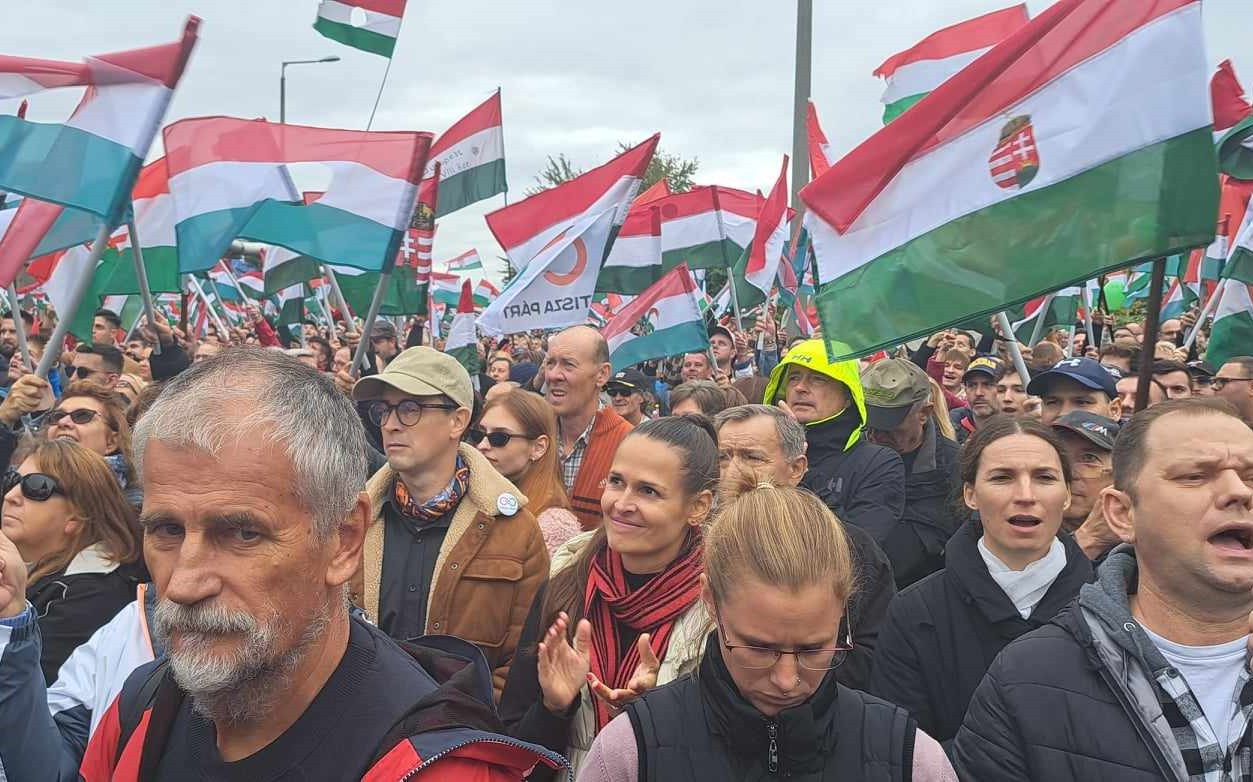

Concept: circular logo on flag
[[989, 115, 1040, 190], [540, 229, 589, 286]]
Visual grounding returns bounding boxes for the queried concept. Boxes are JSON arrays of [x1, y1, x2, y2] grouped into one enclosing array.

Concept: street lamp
[[280, 56, 340, 124]]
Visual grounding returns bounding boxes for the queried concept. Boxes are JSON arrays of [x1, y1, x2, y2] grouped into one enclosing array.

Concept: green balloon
[[1103, 279, 1126, 312]]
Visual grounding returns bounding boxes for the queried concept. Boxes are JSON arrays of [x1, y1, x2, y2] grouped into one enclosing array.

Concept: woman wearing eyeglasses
[[473, 389, 581, 554], [578, 478, 957, 781], [870, 416, 1093, 748], [500, 415, 718, 778], [42, 381, 141, 509], [2, 439, 144, 683]]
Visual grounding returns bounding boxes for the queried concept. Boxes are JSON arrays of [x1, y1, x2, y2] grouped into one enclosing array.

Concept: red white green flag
[[604, 264, 708, 372], [807, 100, 832, 179], [804, 0, 1217, 360], [314, 0, 405, 58], [874, 4, 1028, 125], [425, 91, 506, 217]]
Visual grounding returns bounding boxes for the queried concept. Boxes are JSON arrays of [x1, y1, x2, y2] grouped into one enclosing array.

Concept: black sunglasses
[[605, 386, 637, 397], [467, 429, 530, 448], [46, 408, 101, 426], [68, 366, 99, 380], [2, 470, 63, 502]]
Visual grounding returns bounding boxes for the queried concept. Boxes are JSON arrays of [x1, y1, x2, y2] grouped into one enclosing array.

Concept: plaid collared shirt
[[559, 413, 597, 492], [1154, 663, 1253, 781]]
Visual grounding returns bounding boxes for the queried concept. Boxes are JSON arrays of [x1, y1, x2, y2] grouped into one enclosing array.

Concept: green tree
[[525, 145, 699, 196]]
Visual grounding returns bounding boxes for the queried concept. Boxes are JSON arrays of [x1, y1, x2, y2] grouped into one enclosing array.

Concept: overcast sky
[[5, 1, 1250, 284]]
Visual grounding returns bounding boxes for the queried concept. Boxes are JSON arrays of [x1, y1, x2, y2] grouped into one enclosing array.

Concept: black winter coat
[[953, 602, 1183, 780], [28, 552, 146, 683], [869, 521, 1092, 745], [879, 421, 963, 589], [800, 413, 905, 546]]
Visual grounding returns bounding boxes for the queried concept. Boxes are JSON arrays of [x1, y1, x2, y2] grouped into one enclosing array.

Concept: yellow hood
[[763, 339, 867, 451]]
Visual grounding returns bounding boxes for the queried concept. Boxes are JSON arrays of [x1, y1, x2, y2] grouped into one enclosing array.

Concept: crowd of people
[[0, 298, 1248, 781]]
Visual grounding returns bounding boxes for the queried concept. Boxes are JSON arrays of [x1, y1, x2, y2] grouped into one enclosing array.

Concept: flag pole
[[1135, 258, 1167, 411], [126, 218, 163, 356], [35, 221, 115, 379], [1183, 278, 1224, 349], [185, 275, 230, 340], [5, 286, 30, 370], [790, 0, 813, 240], [996, 312, 1031, 383], [350, 267, 393, 377], [218, 259, 252, 303], [321, 265, 357, 335], [1027, 292, 1056, 347]]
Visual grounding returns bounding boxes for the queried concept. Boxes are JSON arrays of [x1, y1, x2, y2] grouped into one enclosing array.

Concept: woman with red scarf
[[499, 415, 718, 778]]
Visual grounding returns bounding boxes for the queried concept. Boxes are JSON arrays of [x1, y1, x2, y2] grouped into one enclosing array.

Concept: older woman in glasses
[[1, 439, 144, 682], [473, 389, 580, 554], [42, 381, 141, 508], [578, 476, 956, 781]]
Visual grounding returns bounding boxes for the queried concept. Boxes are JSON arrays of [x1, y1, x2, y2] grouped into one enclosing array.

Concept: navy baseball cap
[[606, 368, 650, 392], [1051, 411, 1120, 452], [962, 356, 1005, 383], [1027, 357, 1119, 398]]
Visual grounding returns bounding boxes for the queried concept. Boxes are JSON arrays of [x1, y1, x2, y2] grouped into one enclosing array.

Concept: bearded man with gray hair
[[0, 348, 565, 781]]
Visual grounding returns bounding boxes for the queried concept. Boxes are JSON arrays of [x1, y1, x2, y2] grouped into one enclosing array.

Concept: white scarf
[[977, 536, 1067, 619]]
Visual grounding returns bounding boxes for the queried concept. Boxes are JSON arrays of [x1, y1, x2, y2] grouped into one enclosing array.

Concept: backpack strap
[[114, 660, 170, 768], [137, 665, 186, 782]]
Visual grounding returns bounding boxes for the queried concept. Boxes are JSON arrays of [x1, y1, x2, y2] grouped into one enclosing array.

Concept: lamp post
[[279, 56, 340, 125]]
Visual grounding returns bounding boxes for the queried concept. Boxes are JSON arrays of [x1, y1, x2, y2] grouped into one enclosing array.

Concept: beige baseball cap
[[352, 346, 474, 410]]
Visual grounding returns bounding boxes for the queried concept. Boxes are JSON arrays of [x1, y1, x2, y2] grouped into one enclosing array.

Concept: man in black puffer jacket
[[762, 340, 905, 546], [954, 399, 1253, 780]]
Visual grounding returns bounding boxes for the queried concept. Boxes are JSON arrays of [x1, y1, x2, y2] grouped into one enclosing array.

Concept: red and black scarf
[[583, 530, 704, 730]]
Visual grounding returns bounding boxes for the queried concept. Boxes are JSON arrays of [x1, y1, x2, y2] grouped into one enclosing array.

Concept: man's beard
[[153, 598, 329, 726]]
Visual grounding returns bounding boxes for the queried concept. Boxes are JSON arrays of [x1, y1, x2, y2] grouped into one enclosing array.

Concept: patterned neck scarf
[[392, 454, 469, 526]]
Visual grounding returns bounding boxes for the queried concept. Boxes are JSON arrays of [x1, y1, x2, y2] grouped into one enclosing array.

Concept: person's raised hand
[[333, 369, 356, 396], [537, 612, 592, 715], [587, 633, 660, 711], [139, 311, 174, 347], [733, 330, 751, 360], [0, 374, 51, 426], [0, 530, 28, 619]]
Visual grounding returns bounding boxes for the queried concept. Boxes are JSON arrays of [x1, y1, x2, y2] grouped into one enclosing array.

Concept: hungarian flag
[[807, 101, 833, 179], [425, 90, 506, 217], [314, 0, 405, 58], [604, 264, 708, 372], [804, 0, 1217, 359], [634, 179, 671, 206], [741, 156, 791, 300], [1212, 59, 1252, 138], [874, 4, 1027, 125], [165, 116, 432, 275], [1207, 280, 1253, 368], [429, 272, 463, 308], [1224, 205, 1253, 286], [443, 249, 484, 272], [0, 18, 199, 287], [334, 261, 428, 316], [598, 203, 662, 295], [1008, 287, 1081, 343], [445, 280, 479, 376], [479, 135, 657, 335], [473, 278, 499, 308]]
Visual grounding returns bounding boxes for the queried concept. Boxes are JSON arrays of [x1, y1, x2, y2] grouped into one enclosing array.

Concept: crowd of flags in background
[[0, 0, 1250, 381]]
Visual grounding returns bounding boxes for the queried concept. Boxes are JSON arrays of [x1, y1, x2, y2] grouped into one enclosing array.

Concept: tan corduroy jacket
[[350, 443, 550, 701]]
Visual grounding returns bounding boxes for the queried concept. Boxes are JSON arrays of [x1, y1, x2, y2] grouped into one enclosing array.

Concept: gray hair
[[714, 404, 807, 462], [133, 348, 367, 540]]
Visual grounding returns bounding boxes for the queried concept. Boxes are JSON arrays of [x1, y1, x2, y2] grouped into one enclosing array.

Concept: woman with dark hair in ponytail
[[499, 415, 719, 777]]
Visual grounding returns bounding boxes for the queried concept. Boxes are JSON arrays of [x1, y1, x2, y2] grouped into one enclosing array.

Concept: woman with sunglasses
[[473, 389, 581, 554], [579, 477, 957, 781], [500, 415, 718, 777], [42, 381, 141, 509], [870, 416, 1093, 747], [2, 439, 144, 683]]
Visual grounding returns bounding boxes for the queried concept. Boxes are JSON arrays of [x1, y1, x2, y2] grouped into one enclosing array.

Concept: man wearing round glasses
[[1214, 356, 1253, 428], [351, 347, 548, 699]]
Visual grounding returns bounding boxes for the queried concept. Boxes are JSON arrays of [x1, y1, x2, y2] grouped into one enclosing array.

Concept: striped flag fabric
[[425, 91, 506, 217], [445, 280, 479, 376], [443, 249, 484, 272], [430, 272, 463, 308], [598, 202, 662, 295], [1212, 60, 1252, 139], [1224, 200, 1253, 286], [807, 101, 833, 179], [1207, 279, 1253, 368], [0, 18, 199, 287], [479, 136, 657, 335], [874, 5, 1028, 125], [605, 264, 708, 372], [473, 278, 499, 308], [334, 261, 428, 317], [314, 0, 405, 58], [743, 156, 791, 298], [164, 117, 432, 275], [804, 0, 1217, 360]]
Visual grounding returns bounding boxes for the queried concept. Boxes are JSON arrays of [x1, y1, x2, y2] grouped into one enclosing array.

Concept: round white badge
[[496, 493, 519, 517]]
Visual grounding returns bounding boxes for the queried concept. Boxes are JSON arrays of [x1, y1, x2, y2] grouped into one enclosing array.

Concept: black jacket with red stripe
[[77, 616, 568, 781]]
